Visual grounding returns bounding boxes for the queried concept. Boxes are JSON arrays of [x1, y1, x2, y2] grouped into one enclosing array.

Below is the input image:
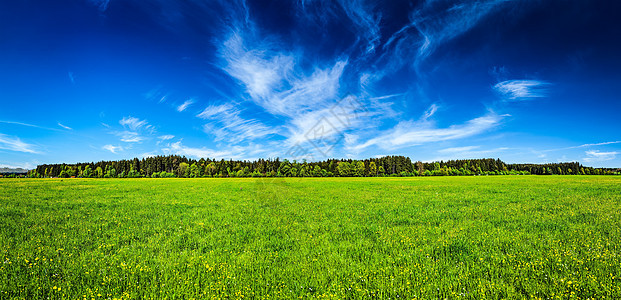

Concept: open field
[[1, 176, 620, 299]]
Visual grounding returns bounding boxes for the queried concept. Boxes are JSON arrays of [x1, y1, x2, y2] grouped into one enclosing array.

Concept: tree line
[[24, 155, 620, 178]]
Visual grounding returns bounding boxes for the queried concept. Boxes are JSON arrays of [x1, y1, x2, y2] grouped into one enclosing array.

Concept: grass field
[[1, 176, 620, 299]]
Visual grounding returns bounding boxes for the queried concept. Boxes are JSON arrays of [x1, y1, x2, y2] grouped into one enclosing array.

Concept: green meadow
[[1, 176, 620, 299]]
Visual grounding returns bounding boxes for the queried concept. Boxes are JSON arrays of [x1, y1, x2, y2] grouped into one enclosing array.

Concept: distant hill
[[0, 167, 29, 174]]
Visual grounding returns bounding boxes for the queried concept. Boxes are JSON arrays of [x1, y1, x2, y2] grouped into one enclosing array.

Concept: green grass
[[1, 176, 620, 299]]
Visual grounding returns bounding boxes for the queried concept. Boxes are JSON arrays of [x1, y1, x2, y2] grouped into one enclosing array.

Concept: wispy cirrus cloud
[[57, 122, 72, 130], [217, 27, 370, 151], [350, 111, 507, 152], [276, 60, 347, 116], [119, 116, 151, 131], [218, 18, 509, 158], [140, 152, 158, 158], [158, 135, 175, 140], [542, 141, 621, 153], [130, 0, 523, 160], [494, 80, 550, 101], [285, 95, 373, 149], [116, 131, 146, 143], [177, 99, 195, 112], [438, 145, 481, 154], [297, 0, 381, 54], [219, 32, 294, 112], [219, 29, 349, 117], [162, 140, 278, 161], [0, 133, 39, 153], [198, 103, 277, 143], [196, 103, 235, 119], [112, 116, 155, 143], [421, 103, 439, 120], [578, 141, 621, 148], [583, 150, 619, 163], [339, 1, 381, 54], [163, 141, 240, 160], [102, 144, 123, 154], [433, 145, 510, 161], [144, 87, 168, 103], [416, 1, 511, 62], [382, 0, 512, 73], [0, 120, 62, 132], [285, 106, 347, 147]]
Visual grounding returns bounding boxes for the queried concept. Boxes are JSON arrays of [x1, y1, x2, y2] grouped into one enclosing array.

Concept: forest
[[23, 155, 620, 178]]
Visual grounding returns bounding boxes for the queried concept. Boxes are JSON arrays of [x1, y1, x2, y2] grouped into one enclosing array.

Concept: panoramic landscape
[[1, 0, 620, 299]]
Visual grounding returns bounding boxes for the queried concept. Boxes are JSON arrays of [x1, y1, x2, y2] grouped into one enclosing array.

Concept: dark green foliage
[[28, 155, 619, 178]]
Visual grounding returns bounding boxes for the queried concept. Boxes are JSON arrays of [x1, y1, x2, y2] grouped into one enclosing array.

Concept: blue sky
[[1, 0, 620, 169]]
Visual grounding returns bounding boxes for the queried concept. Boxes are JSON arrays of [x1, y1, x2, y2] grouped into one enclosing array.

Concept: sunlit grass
[[1, 176, 620, 299]]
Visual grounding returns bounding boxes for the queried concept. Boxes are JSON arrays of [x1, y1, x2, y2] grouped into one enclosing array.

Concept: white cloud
[[115, 116, 154, 143], [197, 103, 235, 119], [421, 104, 439, 120], [177, 99, 195, 112], [219, 30, 347, 117], [144, 87, 168, 103], [57, 122, 72, 130], [158, 135, 175, 140], [163, 140, 280, 161], [140, 152, 158, 158], [198, 103, 277, 143], [68, 72, 75, 84], [208, 2, 512, 159], [220, 32, 295, 104], [0, 133, 39, 153], [583, 150, 619, 163], [493, 80, 550, 100], [220, 16, 500, 158], [418, 1, 509, 61], [382, 0, 511, 73], [217, 29, 366, 154], [300, 1, 381, 54], [295, 0, 381, 55], [102, 144, 122, 154], [164, 141, 239, 160], [278, 94, 387, 159], [274, 60, 347, 116], [542, 141, 621, 153], [284, 96, 370, 148], [438, 146, 481, 154], [0, 120, 62, 132], [285, 106, 346, 146], [578, 141, 621, 148], [368, 93, 404, 101], [340, 1, 381, 54], [351, 112, 506, 151], [431, 146, 510, 161], [0, 120, 40, 128], [119, 116, 150, 131], [116, 131, 145, 143]]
